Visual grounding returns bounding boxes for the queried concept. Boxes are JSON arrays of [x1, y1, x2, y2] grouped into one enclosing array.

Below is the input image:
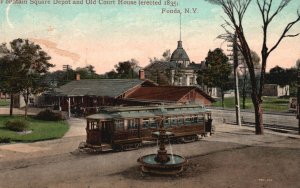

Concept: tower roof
[[170, 41, 190, 62]]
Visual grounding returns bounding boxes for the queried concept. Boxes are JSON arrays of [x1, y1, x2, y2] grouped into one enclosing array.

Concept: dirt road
[[0, 124, 299, 188]]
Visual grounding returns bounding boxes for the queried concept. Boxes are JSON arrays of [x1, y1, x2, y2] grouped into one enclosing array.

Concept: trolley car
[[82, 104, 213, 152]]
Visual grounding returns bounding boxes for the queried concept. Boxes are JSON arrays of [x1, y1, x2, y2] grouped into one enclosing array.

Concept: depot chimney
[[76, 73, 80, 81]]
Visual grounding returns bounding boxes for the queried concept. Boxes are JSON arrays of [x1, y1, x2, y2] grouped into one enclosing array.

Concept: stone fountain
[[137, 117, 187, 175]]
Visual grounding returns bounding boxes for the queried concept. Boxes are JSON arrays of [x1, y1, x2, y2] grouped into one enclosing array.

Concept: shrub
[[35, 109, 65, 121], [0, 137, 11, 143], [4, 120, 28, 132]]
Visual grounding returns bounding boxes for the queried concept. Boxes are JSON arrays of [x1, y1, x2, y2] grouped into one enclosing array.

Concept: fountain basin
[[138, 154, 187, 175]]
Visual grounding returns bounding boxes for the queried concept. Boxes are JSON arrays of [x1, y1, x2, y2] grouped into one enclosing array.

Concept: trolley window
[[128, 119, 139, 130], [185, 116, 192, 125], [177, 116, 184, 126], [164, 117, 171, 127], [170, 117, 177, 126], [149, 118, 157, 128], [197, 114, 204, 123], [115, 120, 124, 131], [191, 115, 197, 124], [142, 119, 150, 129]]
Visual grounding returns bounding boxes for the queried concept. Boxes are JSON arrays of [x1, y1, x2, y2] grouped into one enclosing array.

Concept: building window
[[29, 98, 34, 104], [190, 77, 194, 85], [179, 77, 182, 86]]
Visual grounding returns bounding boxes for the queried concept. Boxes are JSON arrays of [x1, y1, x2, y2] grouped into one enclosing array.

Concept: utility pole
[[233, 34, 242, 126], [297, 68, 300, 134], [63, 65, 71, 81]]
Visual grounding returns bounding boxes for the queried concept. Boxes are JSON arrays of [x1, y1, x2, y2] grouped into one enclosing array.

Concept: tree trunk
[[252, 94, 264, 135], [221, 90, 225, 108], [285, 87, 288, 96], [242, 75, 247, 109], [242, 84, 246, 109], [24, 92, 29, 119], [9, 93, 14, 116]]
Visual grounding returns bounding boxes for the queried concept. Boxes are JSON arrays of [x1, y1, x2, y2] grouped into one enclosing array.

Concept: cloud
[[30, 38, 81, 64]]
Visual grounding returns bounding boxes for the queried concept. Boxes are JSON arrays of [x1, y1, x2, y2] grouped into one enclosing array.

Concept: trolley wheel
[[113, 145, 122, 152], [121, 143, 141, 151], [181, 135, 198, 143]]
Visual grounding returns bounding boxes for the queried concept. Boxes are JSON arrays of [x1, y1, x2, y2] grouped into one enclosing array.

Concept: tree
[[285, 67, 298, 96], [85, 65, 96, 75], [0, 43, 23, 116], [11, 39, 53, 118], [199, 48, 232, 107], [149, 49, 171, 63], [162, 49, 171, 62], [75, 65, 99, 79], [0, 39, 53, 117], [296, 59, 300, 69], [267, 66, 286, 86], [45, 70, 68, 87], [114, 59, 139, 79], [105, 69, 118, 79], [207, 0, 300, 135], [266, 65, 296, 96]]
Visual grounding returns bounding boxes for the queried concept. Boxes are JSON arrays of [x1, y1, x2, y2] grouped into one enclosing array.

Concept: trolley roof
[[86, 104, 210, 120]]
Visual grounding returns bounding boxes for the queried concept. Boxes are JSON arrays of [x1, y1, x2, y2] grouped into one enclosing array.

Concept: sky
[[0, 0, 300, 73]]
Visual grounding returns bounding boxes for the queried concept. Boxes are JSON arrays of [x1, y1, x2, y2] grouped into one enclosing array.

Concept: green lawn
[[212, 97, 289, 112], [0, 116, 69, 143], [0, 99, 10, 107]]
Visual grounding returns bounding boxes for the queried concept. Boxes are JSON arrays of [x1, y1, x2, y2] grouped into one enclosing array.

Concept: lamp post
[[233, 34, 242, 126]]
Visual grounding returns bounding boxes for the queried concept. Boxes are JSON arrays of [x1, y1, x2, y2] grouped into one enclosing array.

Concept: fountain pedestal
[[155, 149, 170, 163]]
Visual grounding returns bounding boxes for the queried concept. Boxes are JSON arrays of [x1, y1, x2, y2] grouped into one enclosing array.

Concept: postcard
[[0, 0, 299, 188]]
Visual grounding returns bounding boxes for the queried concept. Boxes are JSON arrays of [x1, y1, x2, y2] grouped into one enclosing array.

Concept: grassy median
[[0, 99, 9, 107], [212, 96, 289, 112], [0, 115, 69, 143]]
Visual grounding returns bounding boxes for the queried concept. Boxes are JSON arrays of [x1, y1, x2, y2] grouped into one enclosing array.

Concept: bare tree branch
[[206, 0, 299, 135], [268, 14, 300, 55], [268, 0, 290, 24], [285, 33, 300, 37]]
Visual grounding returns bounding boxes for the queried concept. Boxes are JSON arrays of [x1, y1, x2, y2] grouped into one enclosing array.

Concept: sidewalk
[[0, 107, 43, 116], [208, 123, 300, 149], [64, 118, 86, 137]]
